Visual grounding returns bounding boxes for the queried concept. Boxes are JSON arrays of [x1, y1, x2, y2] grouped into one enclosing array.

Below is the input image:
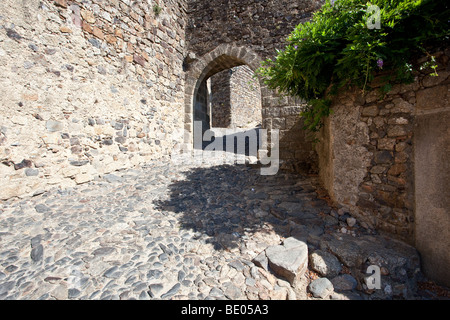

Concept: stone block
[[416, 85, 449, 111], [264, 237, 308, 284], [25, 168, 39, 176], [93, 26, 104, 40], [46, 120, 64, 133], [378, 138, 395, 151], [308, 278, 334, 299], [81, 9, 96, 24], [361, 105, 379, 117], [388, 163, 406, 176], [82, 21, 93, 34], [60, 26, 72, 33], [133, 54, 146, 67], [271, 118, 286, 130], [74, 173, 93, 185], [105, 35, 117, 44], [374, 151, 393, 164], [320, 235, 364, 268], [62, 166, 81, 178], [22, 93, 39, 101], [14, 159, 33, 170], [70, 160, 89, 167], [309, 250, 342, 278], [391, 98, 414, 114], [422, 71, 450, 88], [331, 274, 357, 291], [54, 0, 68, 8], [263, 107, 281, 118], [1, 182, 27, 200], [387, 125, 408, 137]]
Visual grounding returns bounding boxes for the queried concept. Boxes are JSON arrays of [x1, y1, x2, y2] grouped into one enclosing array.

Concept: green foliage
[[153, 4, 163, 17], [257, 0, 450, 133]]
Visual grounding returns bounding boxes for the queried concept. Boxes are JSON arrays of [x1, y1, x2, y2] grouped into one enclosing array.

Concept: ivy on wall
[[257, 0, 449, 133]]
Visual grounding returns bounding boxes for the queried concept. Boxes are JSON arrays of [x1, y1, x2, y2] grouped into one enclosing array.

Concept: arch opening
[[194, 63, 263, 154], [183, 44, 318, 174], [185, 46, 265, 155]]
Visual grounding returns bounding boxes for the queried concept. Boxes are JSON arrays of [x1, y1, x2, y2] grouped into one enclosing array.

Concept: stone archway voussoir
[[236, 47, 249, 61], [185, 81, 195, 96], [215, 43, 230, 57], [248, 58, 262, 73], [230, 46, 242, 59]]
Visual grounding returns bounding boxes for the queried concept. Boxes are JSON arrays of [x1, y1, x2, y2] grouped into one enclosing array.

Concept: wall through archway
[[210, 65, 262, 130]]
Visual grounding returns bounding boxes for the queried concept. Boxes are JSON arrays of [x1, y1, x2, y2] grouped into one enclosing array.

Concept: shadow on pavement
[[153, 164, 331, 252], [153, 163, 429, 300]]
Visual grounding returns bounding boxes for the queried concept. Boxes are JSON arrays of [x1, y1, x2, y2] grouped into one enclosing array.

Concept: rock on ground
[[264, 237, 308, 285], [309, 250, 342, 278], [309, 278, 334, 299]]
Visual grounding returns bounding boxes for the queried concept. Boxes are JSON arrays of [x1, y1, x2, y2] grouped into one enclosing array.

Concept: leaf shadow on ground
[[153, 162, 333, 252]]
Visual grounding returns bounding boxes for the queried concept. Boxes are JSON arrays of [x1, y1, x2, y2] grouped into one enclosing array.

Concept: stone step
[[252, 232, 424, 299], [253, 237, 308, 285]]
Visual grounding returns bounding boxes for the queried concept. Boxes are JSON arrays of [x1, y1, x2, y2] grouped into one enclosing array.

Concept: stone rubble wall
[[186, 0, 324, 60], [412, 51, 450, 287], [229, 65, 262, 128], [316, 50, 450, 285], [211, 65, 262, 129], [263, 103, 319, 173], [0, 0, 187, 200], [210, 68, 232, 128]]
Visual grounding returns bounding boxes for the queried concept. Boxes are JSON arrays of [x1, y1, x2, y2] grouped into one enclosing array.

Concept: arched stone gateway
[[184, 43, 263, 138], [183, 43, 318, 172]]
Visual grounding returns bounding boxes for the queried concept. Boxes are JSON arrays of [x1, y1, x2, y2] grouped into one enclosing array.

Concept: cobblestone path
[[0, 155, 441, 300]]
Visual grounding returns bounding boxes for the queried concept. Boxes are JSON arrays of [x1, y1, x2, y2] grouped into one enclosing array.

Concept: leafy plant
[[257, 0, 449, 133], [153, 4, 162, 17]]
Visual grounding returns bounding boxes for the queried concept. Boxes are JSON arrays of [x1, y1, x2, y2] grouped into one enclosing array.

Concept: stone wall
[[0, 0, 187, 200], [316, 51, 450, 286], [211, 65, 262, 129], [210, 69, 232, 128], [264, 103, 319, 173], [186, 0, 324, 60], [413, 52, 450, 287], [229, 65, 262, 128], [184, 0, 324, 168]]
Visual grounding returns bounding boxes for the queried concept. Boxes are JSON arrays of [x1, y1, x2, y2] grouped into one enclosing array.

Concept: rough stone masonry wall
[[187, 0, 323, 60], [317, 50, 450, 251], [229, 65, 262, 128], [211, 65, 262, 129], [186, 0, 324, 171], [413, 51, 450, 287], [210, 68, 232, 128], [0, 0, 187, 200]]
